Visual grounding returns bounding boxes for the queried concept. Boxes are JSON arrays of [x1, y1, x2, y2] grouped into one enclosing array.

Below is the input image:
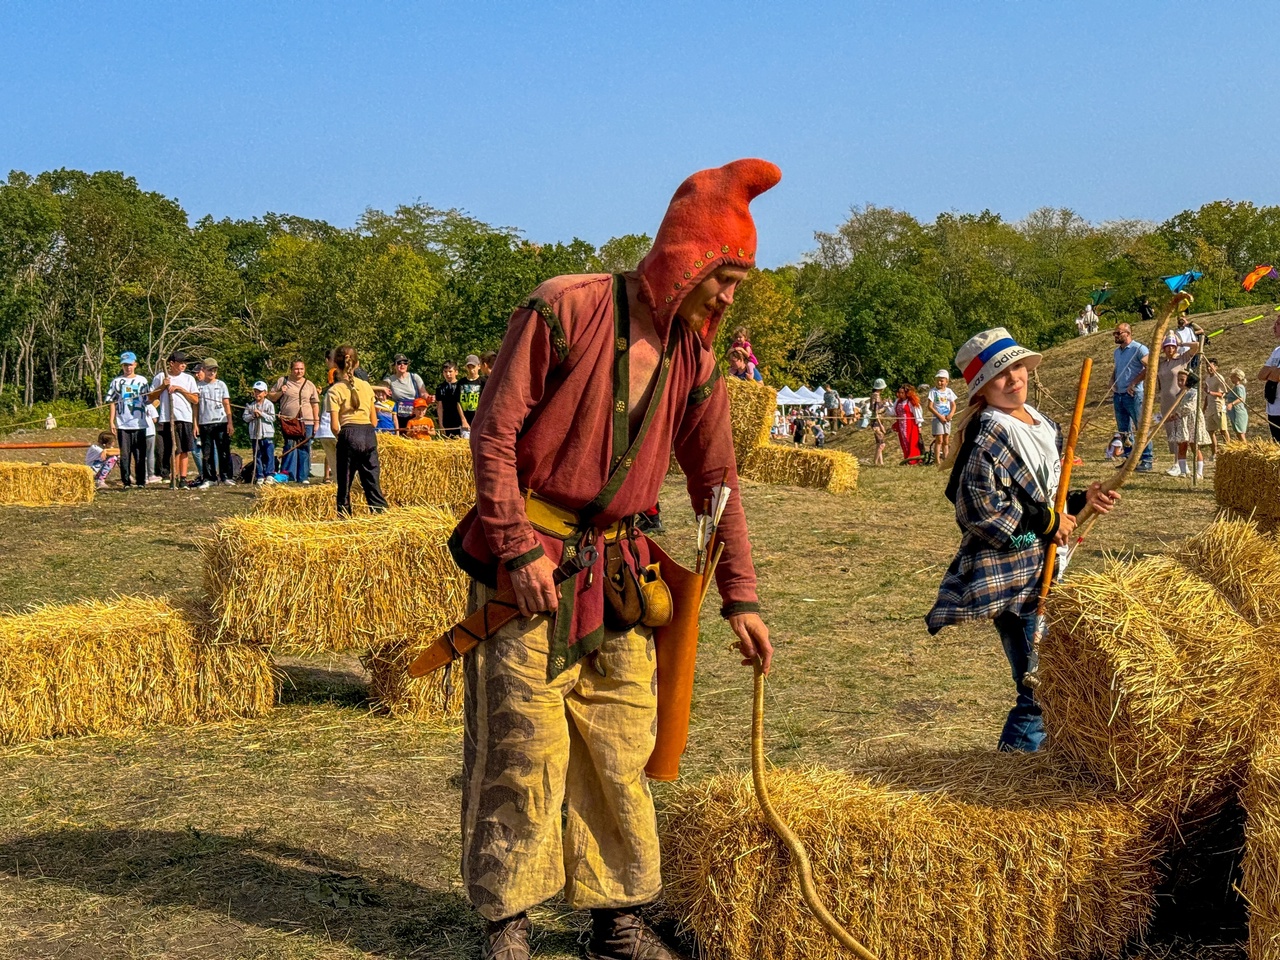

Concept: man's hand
[[510, 554, 559, 619], [729, 612, 772, 674]]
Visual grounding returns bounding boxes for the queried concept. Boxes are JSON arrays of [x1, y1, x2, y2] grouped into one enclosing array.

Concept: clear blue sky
[[3, 1, 1274, 266]]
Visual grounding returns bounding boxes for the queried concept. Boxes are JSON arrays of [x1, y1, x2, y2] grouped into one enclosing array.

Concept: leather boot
[[586, 907, 690, 960], [484, 912, 531, 960]]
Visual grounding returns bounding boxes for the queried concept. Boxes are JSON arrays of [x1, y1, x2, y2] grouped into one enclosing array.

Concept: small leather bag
[[602, 540, 646, 631]]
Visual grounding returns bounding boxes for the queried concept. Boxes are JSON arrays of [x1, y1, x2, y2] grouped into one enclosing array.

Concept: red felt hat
[[638, 159, 781, 345]]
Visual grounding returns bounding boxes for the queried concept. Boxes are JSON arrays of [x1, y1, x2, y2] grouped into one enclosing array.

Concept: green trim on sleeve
[[688, 365, 721, 406], [720, 600, 761, 619], [526, 297, 571, 363], [611, 274, 630, 473], [503, 544, 545, 572]]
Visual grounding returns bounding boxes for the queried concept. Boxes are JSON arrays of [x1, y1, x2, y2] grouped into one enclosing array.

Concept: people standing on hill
[[196, 359, 234, 487], [1110, 322, 1154, 472], [330, 345, 389, 515], [1156, 332, 1202, 476], [822, 385, 840, 431], [105, 351, 150, 489], [1259, 314, 1280, 441], [148, 351, 200, 487], [243, 381, 276, 484], [435, 361, 466, 438], [271, 360, 321, 483], [383, 354, 428, 431], [1201, 357, 1229, 460], [1165, 369, 1210, 480], [894, 383, 924, 465], [144, 398, 160, 483], [1138, 296, 1155, 322], [1173, 313, 1205, 358], [1226, 368, 1249, 441], [927, 370, 957, 464], [927, 327, 1119, 752]]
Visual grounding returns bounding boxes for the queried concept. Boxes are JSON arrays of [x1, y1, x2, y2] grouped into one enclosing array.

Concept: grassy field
[[0, 305, 1273, 958]]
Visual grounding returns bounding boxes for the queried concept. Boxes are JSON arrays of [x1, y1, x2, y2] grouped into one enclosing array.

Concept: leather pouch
[[602, 540, 646, 631]]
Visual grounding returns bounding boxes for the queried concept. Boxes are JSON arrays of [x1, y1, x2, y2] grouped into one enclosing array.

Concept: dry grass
[[1215, 441, 1280, 531], [0, 596, 274, 744], [0, 461, 95, 507], [1243, 732, 1280, 960], [741, 441, 859, 494], [725, 377, 777, 469], [378, 434, 475, 515], [660, 748, 1162, 960], [251, 482, 369, 520], [201, 507, 468, 660], [1039, 552, 1275, 822]]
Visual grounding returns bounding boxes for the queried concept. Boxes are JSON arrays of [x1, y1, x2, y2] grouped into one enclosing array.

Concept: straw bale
[[725, 377, 777, 469], [378, 434, 475, 515], [1214, 440, 1280, 531], [367, 636, 464, 723], [659, 749, 1162, 960], [252, 482, 369, 521], [0, 596, 274, 744], [1175, 515, 1280, 626], [1039, 555, 1275, 821], [202, 507, 468, 657], [0, 461, 95, 507], [740, 442, 859, 494], [1243, 733, 1280, 959]]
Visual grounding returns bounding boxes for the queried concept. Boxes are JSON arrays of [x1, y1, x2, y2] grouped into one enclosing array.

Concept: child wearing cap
[[459, 354, 483, 436], [85, 430, 120, 489], [927, 326, 1119, 752], [243, 382, 276, 484], [406, 397, 437, 439], [104, 351, 150, 488], [927, 370, 958, 465]]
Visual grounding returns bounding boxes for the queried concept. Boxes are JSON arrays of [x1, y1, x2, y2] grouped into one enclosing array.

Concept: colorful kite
[[1242, 265, 1278, 291], [1161, 271, 1203, 293]]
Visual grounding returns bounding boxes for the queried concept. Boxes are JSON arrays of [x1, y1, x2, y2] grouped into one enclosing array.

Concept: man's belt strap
[[524, 489, 628, 542]]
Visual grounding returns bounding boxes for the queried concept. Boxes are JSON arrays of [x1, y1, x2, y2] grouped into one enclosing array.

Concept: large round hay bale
[[1243, 732, 1280, 960], [660, 750, 1162, 960], [1214, 440, 1280, 531], [0, 461, 94, 506]]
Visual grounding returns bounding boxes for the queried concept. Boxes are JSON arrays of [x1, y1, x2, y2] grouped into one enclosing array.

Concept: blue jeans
[[281, 425, 313, 481], [253, 438, 275, 480], [1113, 392, 1154, 466], [993, 610, 1045, 752]]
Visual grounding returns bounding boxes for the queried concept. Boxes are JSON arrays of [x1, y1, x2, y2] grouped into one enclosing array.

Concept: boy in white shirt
[[147, 350, 200, 487], [196, 358, 234, 487], [104, 351, 150, 488], [927, 370, 959, 465]]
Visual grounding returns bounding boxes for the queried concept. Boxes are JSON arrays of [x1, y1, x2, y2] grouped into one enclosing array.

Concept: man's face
[[291, 361, 306, 379], [678, 266, 751, 328], [167, 360, 185, 375], [206, 367, 218, 381], [1208, 361, 1218, 373], [1113, 325, 1132, 346], [1178, 316, 1189, 328], [443, 367, 457, 383], [465, 363, 480, 380]]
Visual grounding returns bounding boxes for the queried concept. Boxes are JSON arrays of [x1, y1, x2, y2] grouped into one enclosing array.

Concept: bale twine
[[725, 377, 777, 470], [0, 462, 95, 507], [1039, 553, 1276, 822], [659, 749, 1162, 960], [740, 442, 858, 494], [1214, 440, 1280, 532], [0, 596, 274, 744], [1243, 732, 1280, 960]]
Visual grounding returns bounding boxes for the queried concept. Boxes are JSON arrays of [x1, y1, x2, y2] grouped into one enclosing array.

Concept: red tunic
[[450, 272, 760, 673]]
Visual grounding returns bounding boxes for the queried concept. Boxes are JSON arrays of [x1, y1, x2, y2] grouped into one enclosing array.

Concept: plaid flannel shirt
[[926, 412, 1074, 633]]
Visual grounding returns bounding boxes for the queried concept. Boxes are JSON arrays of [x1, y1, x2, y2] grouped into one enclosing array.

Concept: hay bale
[[725, 377, 777, 469], [378, 434, 475, 515], [740, 442, 858, 494], [660, 749, 1162, 960], [1175, 515, 1280, 626], [252, 482, 369, 521], [0, 462, 94, 506], [1215, 440, 1280, 531], [0, 596, 274, 744], [1039, 554, 1274, 820], [367, 636, 464, 723], [1244, 733, 1280, 959], [202, 507, 468, 658]]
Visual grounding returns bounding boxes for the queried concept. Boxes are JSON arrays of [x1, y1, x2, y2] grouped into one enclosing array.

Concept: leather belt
[[524, 489, 628, 542]]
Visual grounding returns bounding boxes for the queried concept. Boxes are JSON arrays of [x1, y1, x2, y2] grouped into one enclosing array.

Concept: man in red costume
[[451, 160, 779, 960]]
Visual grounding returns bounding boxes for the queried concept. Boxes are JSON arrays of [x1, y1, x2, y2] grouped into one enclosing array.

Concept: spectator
[[145, 398, 160, 483], [196, 359, 234, 487], [1173, 313, 1204, 357], [812, 419, 826, 447], [330, 344, 389, 516], [436, 361, 466, 438], [1111, 322, 1154, 472], [791, 414, 807, 445], [189, 362, 205, 479], [147, 350, 200, 487], [730, 327, 758, 367], [479, 350, 498, 387], [1202, 357, 1229, 460], [375, 393, 397, 432], [406, 397, 437, 439], [1084, 303, 1099, 334], [822, 385, 840, 431], [895, 383, 924, 465], [1138, 296, 1155, 322], [1259, 315, 1280, 441], [104, 350, 150, 489], [1226, 368, 1249, 441], [460, 354, 484, 435], [1075, 310, 1087, 337], [1105, 433, 1125, 461], [271, 359, 321, 483], [382, 353, 428, 431], [85, 430, 119, 489], [927, 370, 958, 464], [1164, 369, 1209, 479], [726, 347, 756, 381], [840, 394, 856, 427], [243, 381, 276, 485], [868, 378, 889, 466], [1156, 332, 1202, 476]]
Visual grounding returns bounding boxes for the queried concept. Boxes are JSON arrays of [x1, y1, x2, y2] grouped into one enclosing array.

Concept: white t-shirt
[[198, 379, 231, 423], [1174, 324, 1197, 355], [105, 374, 151, 431], [928, 387, 957, 420], [150, 371, 198, 423], [145, 403, 158, 438], [1266, 346, 1280, 417], [985, 404, 1061, 502]]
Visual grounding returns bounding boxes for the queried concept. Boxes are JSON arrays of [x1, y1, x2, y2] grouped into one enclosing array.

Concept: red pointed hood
[[637, 159, 781, 346]]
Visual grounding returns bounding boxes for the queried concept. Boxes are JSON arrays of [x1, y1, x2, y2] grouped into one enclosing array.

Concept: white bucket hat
[[935, 369, 951, 380], [955, 327, 1041, 396], [871, 378, 887, 391]]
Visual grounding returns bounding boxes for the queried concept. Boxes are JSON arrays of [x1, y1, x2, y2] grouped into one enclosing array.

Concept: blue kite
[[1161, 271, 1204, 293]]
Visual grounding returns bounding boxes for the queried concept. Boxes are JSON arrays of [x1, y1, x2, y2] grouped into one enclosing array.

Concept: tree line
[[2, 167, 1278, 412]]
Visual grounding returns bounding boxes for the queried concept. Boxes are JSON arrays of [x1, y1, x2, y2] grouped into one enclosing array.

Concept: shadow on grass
[[0, 826, 479, 955], [275, 657, 371, 709]]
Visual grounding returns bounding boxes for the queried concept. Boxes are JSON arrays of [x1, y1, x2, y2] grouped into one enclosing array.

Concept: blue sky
[[2, 1, 1274, 266]]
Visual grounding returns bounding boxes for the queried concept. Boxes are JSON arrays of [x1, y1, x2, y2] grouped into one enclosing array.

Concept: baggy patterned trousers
[[461, 581, 662, 922]]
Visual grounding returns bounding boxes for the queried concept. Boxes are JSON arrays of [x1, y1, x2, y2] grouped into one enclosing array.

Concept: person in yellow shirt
[[328, 345, 389, 515], [406, 397, 436, 439]]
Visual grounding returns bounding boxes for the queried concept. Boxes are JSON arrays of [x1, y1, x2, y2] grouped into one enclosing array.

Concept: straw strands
[[1244, 734, 1280, 960], [725, 377, 777, 469], [0, 462, 95, 507], [201, 507, 468, 657], [0, 596, 274, 744], [367, 637, 464, 722], [1175, 515, 1280, 626], [252, 482, 368, 520], [1039, 553, 1275, 821], [740, 442, 859, 494], [660, 749, 1162, 960], [378, 434, 475, 515], [1214, 440, 1280, 531]]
